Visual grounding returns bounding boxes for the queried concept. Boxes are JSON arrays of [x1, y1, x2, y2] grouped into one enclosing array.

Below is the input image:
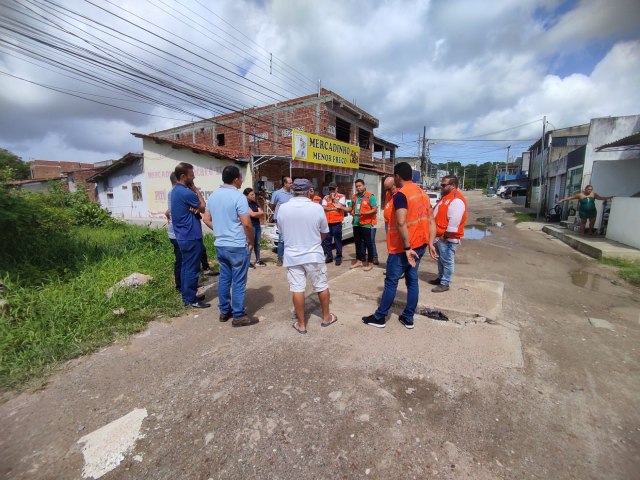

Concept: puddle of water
[[571, 271, 633, 297], [465, 224, 492, 240]]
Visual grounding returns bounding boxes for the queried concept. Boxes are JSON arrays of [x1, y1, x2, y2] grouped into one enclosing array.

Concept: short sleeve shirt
[[206, 185, 250, 247], [277, 197, 329, 267], [271, 188, 293, 220], [248, 200, 261, 228], [170, 184, 202, 241], [353, 193, 377, 228]]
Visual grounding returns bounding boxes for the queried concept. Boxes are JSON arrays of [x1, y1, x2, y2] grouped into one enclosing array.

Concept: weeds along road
[[1, 191, 639, 479]]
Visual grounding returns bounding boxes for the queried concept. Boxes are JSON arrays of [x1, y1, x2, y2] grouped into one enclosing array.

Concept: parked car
[[498, 185, 522, 198], [427, 191, 441, 208], [262, 212, 354, 250], [506, 187, 527, 198]]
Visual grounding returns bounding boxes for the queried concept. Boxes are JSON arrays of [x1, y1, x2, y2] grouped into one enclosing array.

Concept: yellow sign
[[292, 130, 360, 169]]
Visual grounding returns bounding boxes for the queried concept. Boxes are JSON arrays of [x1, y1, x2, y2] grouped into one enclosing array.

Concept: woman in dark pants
[[244, 188, 266, 267]]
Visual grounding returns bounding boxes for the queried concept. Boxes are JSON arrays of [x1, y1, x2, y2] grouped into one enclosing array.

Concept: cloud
[[0, 0, 638, 164]]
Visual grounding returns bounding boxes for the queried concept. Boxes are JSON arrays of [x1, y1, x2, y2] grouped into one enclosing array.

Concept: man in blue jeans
[[170, 162, 210, 308], [270, 176, 293, 266], [362, 162, 437, 329], [430, 175, 467, 292], [203, 165, 258, 327]]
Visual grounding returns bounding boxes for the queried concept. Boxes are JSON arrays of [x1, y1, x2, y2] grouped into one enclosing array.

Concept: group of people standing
[[168, 162, 258, 327], [167, 160, 468, 333], [270, 176, 381, 270], [361, 163, 468, 329]]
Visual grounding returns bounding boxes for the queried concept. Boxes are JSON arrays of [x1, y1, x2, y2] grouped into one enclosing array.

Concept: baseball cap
[[292, 178, 311, 192], [328, 182, 337, 189]]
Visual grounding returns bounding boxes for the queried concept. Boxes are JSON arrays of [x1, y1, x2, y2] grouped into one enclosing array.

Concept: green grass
[[0, 225, 212, 390], [599, 257, 640, 286], [513, 212, 537, 223]]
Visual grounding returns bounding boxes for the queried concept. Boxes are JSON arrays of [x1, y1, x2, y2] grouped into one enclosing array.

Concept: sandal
[[292, 322, 307, 334], [321, 313, 338, 327]]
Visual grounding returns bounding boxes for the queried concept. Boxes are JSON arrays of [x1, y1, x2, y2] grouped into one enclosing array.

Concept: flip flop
[[321, 313, 338, 327], [292, 322, 307, 334]]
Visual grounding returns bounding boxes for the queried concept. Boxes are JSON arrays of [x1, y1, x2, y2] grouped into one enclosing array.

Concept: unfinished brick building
[[152, 89, 396, 195]]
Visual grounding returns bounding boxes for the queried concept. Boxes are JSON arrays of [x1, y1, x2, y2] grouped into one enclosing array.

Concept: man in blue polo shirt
[[170, 162, 210, 308], [269, 176, 293, 266], [203, 165, 259, 328]]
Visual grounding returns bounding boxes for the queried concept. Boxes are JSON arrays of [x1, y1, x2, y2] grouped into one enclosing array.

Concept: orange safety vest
[[351, 191, 377, 226], [383, 190, 395, 225], [312, 196, 321, 204], [387, 181, 432, 254], [435, 189, 467, 239], [323, 193, 346, 223]]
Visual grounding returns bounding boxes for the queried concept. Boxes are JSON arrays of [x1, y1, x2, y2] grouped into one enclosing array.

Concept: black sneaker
[[196, 294, 205, 302], [398, 315, 414, 329], [249, 262, 256, 269], [189, 301, 211, 309], [325, 257, 334, 263], [428, 278, 441, 285], [255, 261, 267, 267], [335, 258, 342, 266], [219, 312, 232, 322], [362, 314, 385, 328], [372, 256, 379, 265]]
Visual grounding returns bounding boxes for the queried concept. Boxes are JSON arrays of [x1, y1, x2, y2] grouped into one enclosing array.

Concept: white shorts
[[287, 263, 328, 293]]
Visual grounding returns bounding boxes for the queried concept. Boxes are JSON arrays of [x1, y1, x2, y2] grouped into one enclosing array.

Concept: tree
[[0, 148, 30, 181]]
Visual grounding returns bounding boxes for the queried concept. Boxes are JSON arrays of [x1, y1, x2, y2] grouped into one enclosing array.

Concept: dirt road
[[1, 191, 639, 479]]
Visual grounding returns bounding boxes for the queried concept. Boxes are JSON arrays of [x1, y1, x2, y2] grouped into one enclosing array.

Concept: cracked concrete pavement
[[1, 191, 639, 479]]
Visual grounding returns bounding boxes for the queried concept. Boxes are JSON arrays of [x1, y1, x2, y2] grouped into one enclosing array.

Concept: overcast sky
[[1, 0, 639, 167]]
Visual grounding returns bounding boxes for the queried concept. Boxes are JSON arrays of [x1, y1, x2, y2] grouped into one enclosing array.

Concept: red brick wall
[[30, 161, 93, 179], [68, 168, 102, 201], [156, 101, 374, 164]]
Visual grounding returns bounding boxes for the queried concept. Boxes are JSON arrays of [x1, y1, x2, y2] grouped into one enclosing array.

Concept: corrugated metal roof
[[595, 132, 640, 151]]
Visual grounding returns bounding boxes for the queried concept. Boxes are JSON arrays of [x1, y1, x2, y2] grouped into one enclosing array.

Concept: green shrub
[[0, 224, 185, 389], [0, 186, 204, 389]]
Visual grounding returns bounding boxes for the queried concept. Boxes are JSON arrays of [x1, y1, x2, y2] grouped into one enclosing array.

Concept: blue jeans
[[277, 232, 284, 260], [436, 240, 458, 286], [177, 239, 203, 305], [216, 245, 250, 318], [322, 222, 343, 260], [169, 238, 182, 292], [253, 224, 262, 262], [374, 244, 427, 323]]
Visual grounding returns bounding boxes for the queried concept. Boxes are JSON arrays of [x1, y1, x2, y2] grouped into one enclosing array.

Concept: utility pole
[[420, 126, 427, 186], [462, 167, 466, 189], [536, 116, 546, 221], [474, 161, 478, 189], [505, 145, 511, 184]]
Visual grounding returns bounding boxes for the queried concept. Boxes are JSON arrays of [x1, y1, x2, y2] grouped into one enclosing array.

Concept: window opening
[[132, 182, 143, 201], [217, 133, 225, 146], [358, 128, 370, 149], [335, 117, 351, 143]]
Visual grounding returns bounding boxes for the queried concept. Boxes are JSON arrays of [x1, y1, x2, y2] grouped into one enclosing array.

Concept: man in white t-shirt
[[277, 178, 338, 334]]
